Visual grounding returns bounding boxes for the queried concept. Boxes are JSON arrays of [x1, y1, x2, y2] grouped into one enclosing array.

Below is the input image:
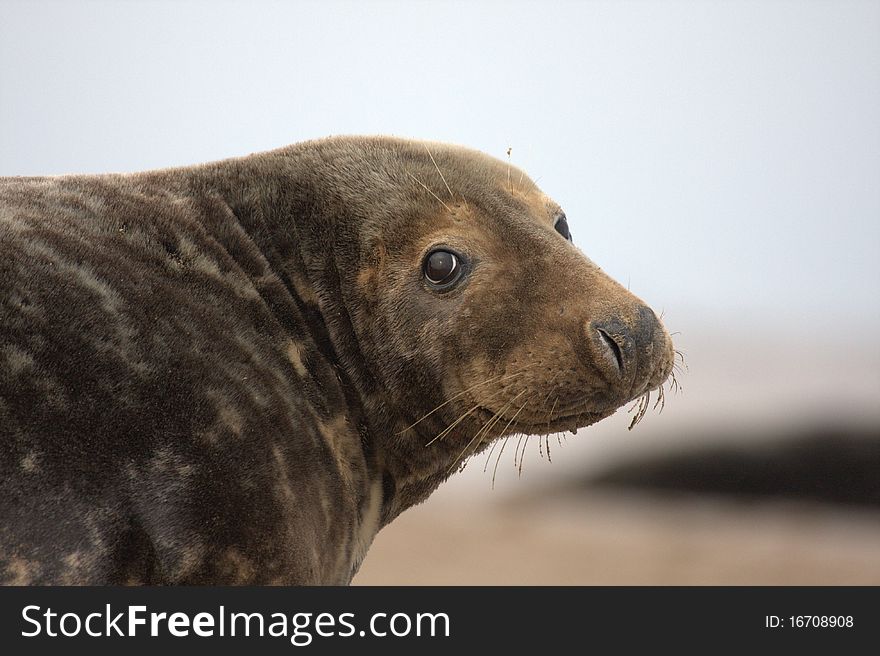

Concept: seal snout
[[589, 304, 666, 390]]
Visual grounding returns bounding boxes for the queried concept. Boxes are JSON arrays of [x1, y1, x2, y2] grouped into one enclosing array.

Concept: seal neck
[[195, 148, 408, 507], [185, 145, 463, 525]]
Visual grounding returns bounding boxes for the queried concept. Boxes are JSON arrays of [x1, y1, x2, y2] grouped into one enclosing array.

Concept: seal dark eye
[[554, 214, 573, 242], [423, 249, 462, 289]]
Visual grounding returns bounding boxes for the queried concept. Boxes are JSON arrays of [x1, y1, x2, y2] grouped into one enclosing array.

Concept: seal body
[[0, 137, 674, 584]]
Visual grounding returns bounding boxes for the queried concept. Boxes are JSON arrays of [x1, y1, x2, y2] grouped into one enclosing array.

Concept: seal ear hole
[[423, 249, 465, 291], [365, 239, 388, 269]]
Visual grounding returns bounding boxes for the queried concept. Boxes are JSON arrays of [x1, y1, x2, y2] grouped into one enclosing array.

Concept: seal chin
[[519, 408, 618, 436], [473, 404, 617, 438]]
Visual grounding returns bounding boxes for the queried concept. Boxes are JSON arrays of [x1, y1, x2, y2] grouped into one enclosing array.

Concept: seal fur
[[0, 136, 674, 584]]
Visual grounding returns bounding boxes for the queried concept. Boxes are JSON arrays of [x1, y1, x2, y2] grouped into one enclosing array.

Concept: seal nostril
[[596, 328, 624, 373]]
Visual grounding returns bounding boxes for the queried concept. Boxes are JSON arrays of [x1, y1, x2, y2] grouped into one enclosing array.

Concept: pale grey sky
[[2, 0, 879, 332]]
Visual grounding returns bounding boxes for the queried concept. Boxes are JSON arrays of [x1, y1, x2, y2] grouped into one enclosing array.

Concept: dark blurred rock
[[583, 424, 880, 507]]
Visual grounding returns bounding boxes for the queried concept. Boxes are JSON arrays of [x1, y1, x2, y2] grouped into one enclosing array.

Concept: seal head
[[321, 139, 674, 512]]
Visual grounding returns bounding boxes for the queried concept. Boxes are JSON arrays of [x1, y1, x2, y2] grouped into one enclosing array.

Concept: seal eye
[[554, 214, 573, 242], [423, 250, 462, 289]]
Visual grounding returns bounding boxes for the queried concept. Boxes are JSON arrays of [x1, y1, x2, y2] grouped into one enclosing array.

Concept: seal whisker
[[397, 368, 529, 435], [433, 381, 518, 446], [449, 394, 517, 471], [519, 433, 533, 476], [490, 436, 511, 489], [448, 389, 527, 474], [513, 433, 525, 471], [405, 171, 452, 212], [669, 369, 683, 395], [490, 397, 531, 486], [653, 383, 666, 412], [627, 390, 651, 430], [516, 433, 533, 477], [494, 397, 531, 451], [539, 370, 565, 409], [483, 392, 524, 474], [423, 144, 455, 201], [513, 425, 535, 473], [482, 436, 501, 473], [423, 402, 482, 447], [546, 395, 559, 430], [426, 381, 516, 446], [483, 389, 531, 440], [673, 348, 689, 370]]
